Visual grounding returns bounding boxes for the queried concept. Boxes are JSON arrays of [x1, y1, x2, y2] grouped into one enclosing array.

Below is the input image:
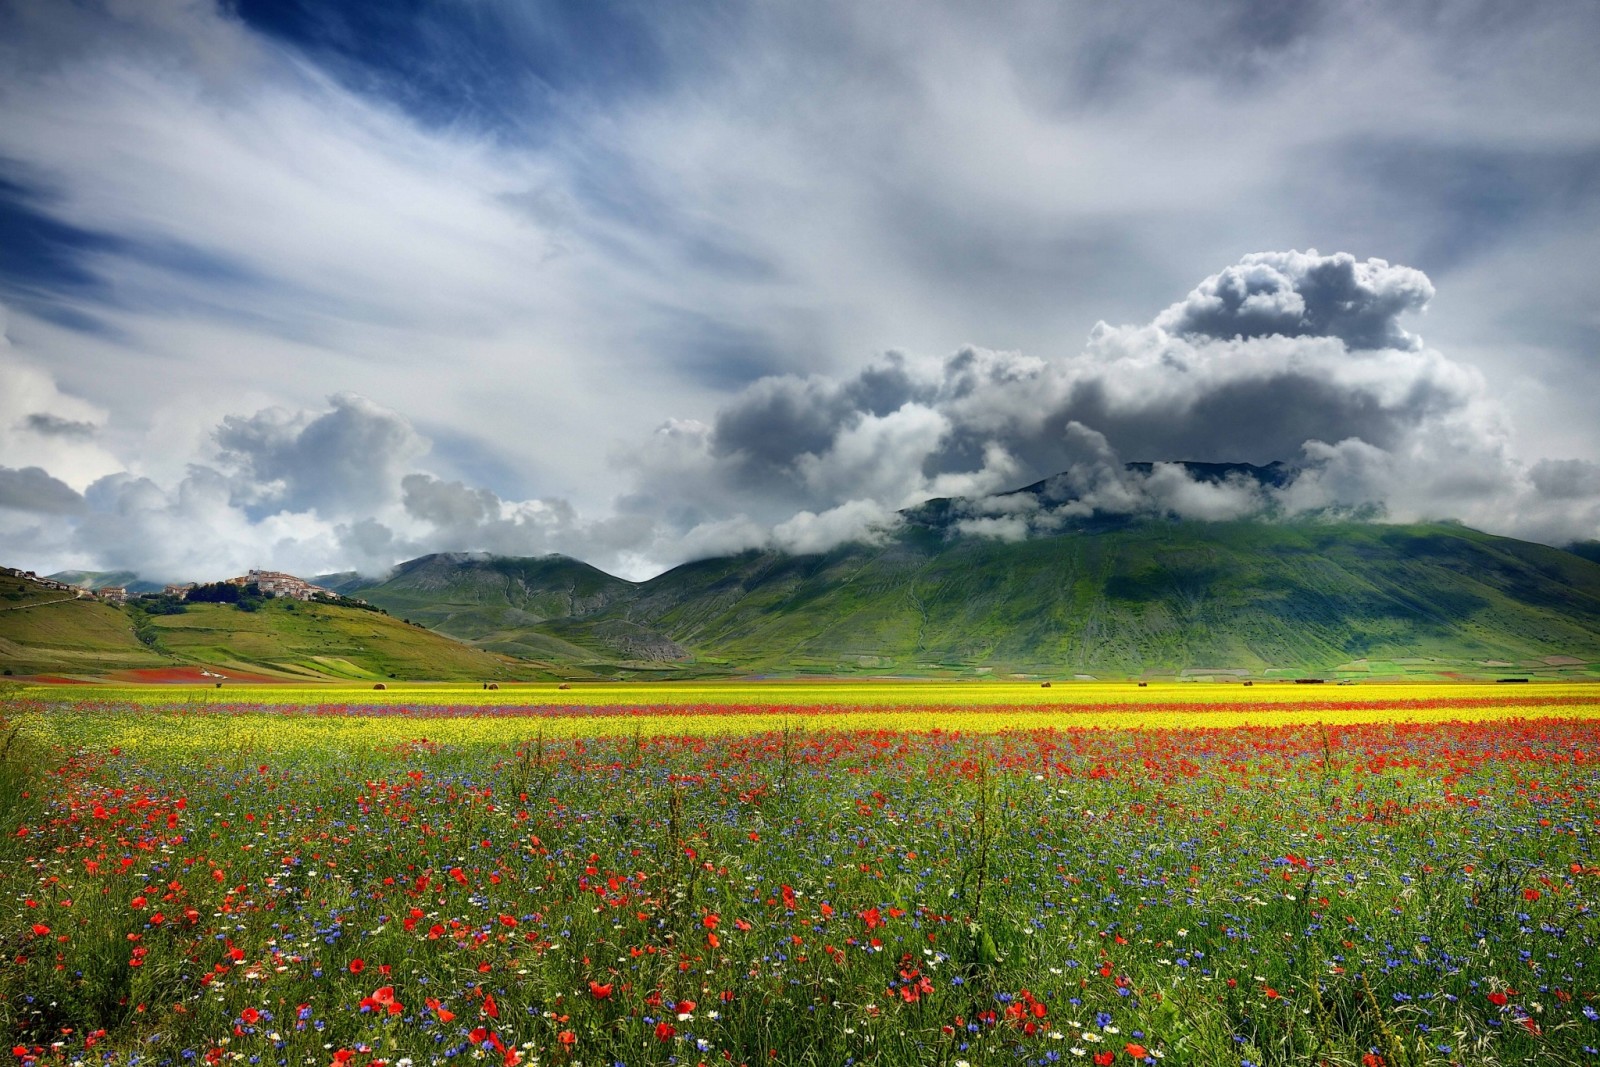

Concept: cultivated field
[[1, 682, 1597, 1066]]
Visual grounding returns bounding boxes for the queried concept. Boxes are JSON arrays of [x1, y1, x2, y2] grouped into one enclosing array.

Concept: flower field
[[1, 683, 1598, 1066]]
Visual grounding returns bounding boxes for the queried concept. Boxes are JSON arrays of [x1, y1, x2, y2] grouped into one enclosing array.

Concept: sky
[[1, 0, 1598, 582]]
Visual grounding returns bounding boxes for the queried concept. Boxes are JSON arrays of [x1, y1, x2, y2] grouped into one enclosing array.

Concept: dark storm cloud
[[0, 465, 85, 514], [922, 372, 1407, 477], [23, 412, 97, 438], [709, 352, 932, 470]]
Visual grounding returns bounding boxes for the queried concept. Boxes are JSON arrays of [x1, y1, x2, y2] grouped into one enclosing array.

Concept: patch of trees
[[133, 593, 188, 615], [186, 581, 267, 612]]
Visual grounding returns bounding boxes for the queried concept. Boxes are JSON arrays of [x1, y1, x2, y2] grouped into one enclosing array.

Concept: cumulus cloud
[[1154, 251, 1435, 350], [214, 394, 427, 518]]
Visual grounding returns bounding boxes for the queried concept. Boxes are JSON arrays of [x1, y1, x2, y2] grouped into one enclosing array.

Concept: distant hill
[[332, 553, 646, 669], [0, 570, 542, 681]]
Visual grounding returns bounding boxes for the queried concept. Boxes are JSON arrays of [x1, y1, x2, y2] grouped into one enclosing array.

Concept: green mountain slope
[[0, 572, 541, 680], [622, 522, 1600, 676], [342, 520, 1600, 678]]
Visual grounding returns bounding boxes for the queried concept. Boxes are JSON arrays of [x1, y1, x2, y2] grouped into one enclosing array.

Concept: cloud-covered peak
[[1155, 250, 1435, 351]]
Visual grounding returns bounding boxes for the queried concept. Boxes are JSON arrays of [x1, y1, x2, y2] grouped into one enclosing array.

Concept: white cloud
[[773, 500, 900, 556]]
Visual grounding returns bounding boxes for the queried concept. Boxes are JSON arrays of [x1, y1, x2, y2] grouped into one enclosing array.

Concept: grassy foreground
[[1, 683, 1597, 1066]]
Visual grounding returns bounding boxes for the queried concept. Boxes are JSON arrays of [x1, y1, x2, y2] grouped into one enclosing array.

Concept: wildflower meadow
[[1, 682, 1597, 1066]]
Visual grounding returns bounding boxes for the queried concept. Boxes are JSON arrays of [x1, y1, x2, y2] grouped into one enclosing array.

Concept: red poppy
[[30, 924, 49, 937], [655, 1022, 676, 1041], [483, 993, 499, 1019], [349, 959, 366, 975], [359, 986, 403, 1016], [589, 981, 613, 999], [1125, 1043, 1148, 1059], [240, 1007, 260, 1025], [1487, 991, 1509, 1006]]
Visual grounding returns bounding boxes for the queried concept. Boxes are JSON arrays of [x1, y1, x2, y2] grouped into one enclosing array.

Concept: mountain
[[342, 520, 1600, 680], [330, 553, 640, 665], [45, 569, 164, 594], [0, 570, 541, 681]]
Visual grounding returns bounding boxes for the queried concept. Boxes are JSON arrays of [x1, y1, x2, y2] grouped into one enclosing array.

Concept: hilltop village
[[0, 566, 345, 605]]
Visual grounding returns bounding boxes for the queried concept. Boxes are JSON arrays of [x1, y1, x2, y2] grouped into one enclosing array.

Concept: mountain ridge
[[337, 518, 1600, 680]]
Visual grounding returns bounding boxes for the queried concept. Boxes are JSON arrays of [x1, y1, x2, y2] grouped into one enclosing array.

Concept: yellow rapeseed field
[[12, 679, 1598, 755]]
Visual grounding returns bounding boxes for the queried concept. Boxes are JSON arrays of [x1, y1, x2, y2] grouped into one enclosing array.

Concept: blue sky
[[1, 0, 1598, 580]]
